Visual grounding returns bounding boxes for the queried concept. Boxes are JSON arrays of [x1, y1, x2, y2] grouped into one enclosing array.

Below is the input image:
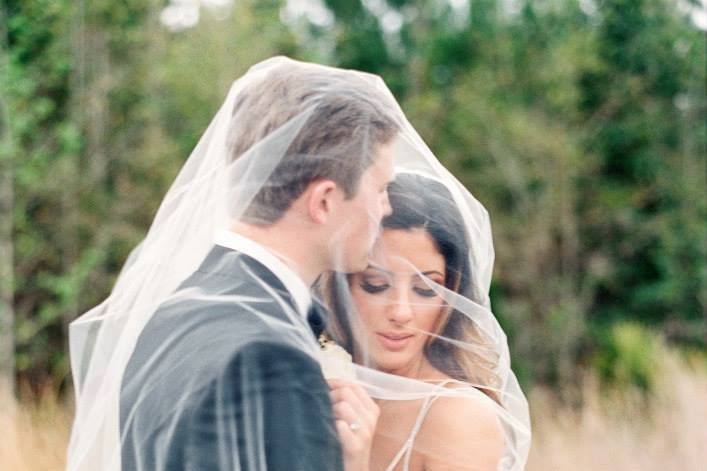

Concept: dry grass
[[0, 386, 73, 471], [1, 353, 705, 471], [527, 352, 707, 471]]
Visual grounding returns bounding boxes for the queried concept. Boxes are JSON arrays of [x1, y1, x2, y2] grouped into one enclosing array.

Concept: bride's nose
[[386, 286, 413, 324]]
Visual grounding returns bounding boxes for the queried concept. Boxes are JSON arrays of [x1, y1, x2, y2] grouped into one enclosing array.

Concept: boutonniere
[[318, 333, 356, 381]]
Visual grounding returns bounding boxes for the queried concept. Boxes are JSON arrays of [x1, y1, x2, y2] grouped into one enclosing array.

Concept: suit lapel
[[187, 245, 300, 324]]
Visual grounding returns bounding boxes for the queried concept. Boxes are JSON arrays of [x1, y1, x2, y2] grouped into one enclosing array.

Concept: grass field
[[526, 352, 707, 470], [2, 353, 705, 470]]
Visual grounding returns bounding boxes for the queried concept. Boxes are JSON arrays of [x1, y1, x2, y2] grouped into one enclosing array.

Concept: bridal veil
[[67, 56, 530, 471]]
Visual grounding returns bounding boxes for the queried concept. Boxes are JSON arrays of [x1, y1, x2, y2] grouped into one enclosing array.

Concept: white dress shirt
[[214, 230, 312, 319]]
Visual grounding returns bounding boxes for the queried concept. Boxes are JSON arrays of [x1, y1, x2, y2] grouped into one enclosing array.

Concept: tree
[[0, 1, 14, 395]]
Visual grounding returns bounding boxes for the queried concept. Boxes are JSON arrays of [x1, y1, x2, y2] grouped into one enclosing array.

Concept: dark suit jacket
[[120, 245, 343, 470]]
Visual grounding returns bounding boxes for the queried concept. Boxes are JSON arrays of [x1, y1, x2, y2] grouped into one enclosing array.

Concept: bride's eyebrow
[[419, 270, 444, 277]]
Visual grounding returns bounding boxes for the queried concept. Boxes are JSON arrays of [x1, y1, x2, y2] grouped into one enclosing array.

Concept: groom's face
[[331, 142, 395, 273]]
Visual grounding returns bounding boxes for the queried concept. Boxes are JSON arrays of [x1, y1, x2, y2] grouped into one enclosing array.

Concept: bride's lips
[[376, 332, 414, 351]]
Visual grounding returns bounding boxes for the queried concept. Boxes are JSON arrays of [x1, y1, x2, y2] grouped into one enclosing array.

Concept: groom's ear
[[307, 179, 339, 224]]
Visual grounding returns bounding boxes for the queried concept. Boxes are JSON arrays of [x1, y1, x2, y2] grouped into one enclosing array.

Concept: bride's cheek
[[421, 306, 443, 332]]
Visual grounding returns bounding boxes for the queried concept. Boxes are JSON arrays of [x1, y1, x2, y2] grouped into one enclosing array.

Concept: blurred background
[[1, 0, 705, 469]]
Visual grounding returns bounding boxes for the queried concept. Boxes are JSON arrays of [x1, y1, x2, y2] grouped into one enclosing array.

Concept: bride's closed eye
[[412, 275, 444, 298], [360, 277, 390, 294], [412, 286, 437, 298]]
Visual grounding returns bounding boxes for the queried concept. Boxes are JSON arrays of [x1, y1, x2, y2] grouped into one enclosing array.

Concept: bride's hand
[[327, 378, 380, 471]]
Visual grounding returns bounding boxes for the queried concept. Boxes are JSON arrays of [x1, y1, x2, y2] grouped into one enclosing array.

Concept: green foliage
[[592, 322, 667, 390], [577, 0, 706, 333], [4, 0, 705, 392]]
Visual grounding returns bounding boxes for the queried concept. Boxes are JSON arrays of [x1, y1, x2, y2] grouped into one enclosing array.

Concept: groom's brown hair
[[227, 58, 399, 224]]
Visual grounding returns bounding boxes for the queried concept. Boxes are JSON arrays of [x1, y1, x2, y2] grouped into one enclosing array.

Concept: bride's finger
[[334, 419, 363, 455], [332, 401, 375, 441], [328, 378, 379, 412], [332, 401, 358, 425], [330, 386, 377, 427], [345, 381, 379, 411], [328, 378, 378, 411]]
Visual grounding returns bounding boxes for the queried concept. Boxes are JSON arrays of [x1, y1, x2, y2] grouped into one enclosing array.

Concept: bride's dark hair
[[321, 173, 501, 400]]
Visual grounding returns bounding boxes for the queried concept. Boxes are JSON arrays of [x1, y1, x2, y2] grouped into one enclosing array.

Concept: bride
[[320, 173, 530, 470]]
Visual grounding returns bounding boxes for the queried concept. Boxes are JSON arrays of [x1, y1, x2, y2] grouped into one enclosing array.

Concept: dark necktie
[[306, 299, 328, 339]]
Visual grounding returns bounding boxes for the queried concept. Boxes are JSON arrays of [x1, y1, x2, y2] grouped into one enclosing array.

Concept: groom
[[119, 57, 398, 470]]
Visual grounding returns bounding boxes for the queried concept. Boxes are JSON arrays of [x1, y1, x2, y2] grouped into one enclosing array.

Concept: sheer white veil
[[66, 56, 530, 471]]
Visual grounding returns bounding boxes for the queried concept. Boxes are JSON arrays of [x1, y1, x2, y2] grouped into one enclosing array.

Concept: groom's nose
[[381, 191, 392, 217]]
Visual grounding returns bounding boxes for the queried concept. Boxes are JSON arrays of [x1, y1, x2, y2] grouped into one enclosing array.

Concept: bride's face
[[349, 228, 447, 377]]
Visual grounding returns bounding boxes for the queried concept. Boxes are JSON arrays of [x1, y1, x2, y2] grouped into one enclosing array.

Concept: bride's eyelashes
[[360, 279, 390, 294], [359, 277, 441, 298], [412, 286, 437, 298]]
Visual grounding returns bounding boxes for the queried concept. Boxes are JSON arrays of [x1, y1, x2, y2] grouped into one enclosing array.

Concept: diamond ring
[[348, 421, 361, 432]]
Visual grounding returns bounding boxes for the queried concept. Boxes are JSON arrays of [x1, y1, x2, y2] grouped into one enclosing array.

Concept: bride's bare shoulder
[[416, 381, 505, 470], [425, 383, 502, 436]]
